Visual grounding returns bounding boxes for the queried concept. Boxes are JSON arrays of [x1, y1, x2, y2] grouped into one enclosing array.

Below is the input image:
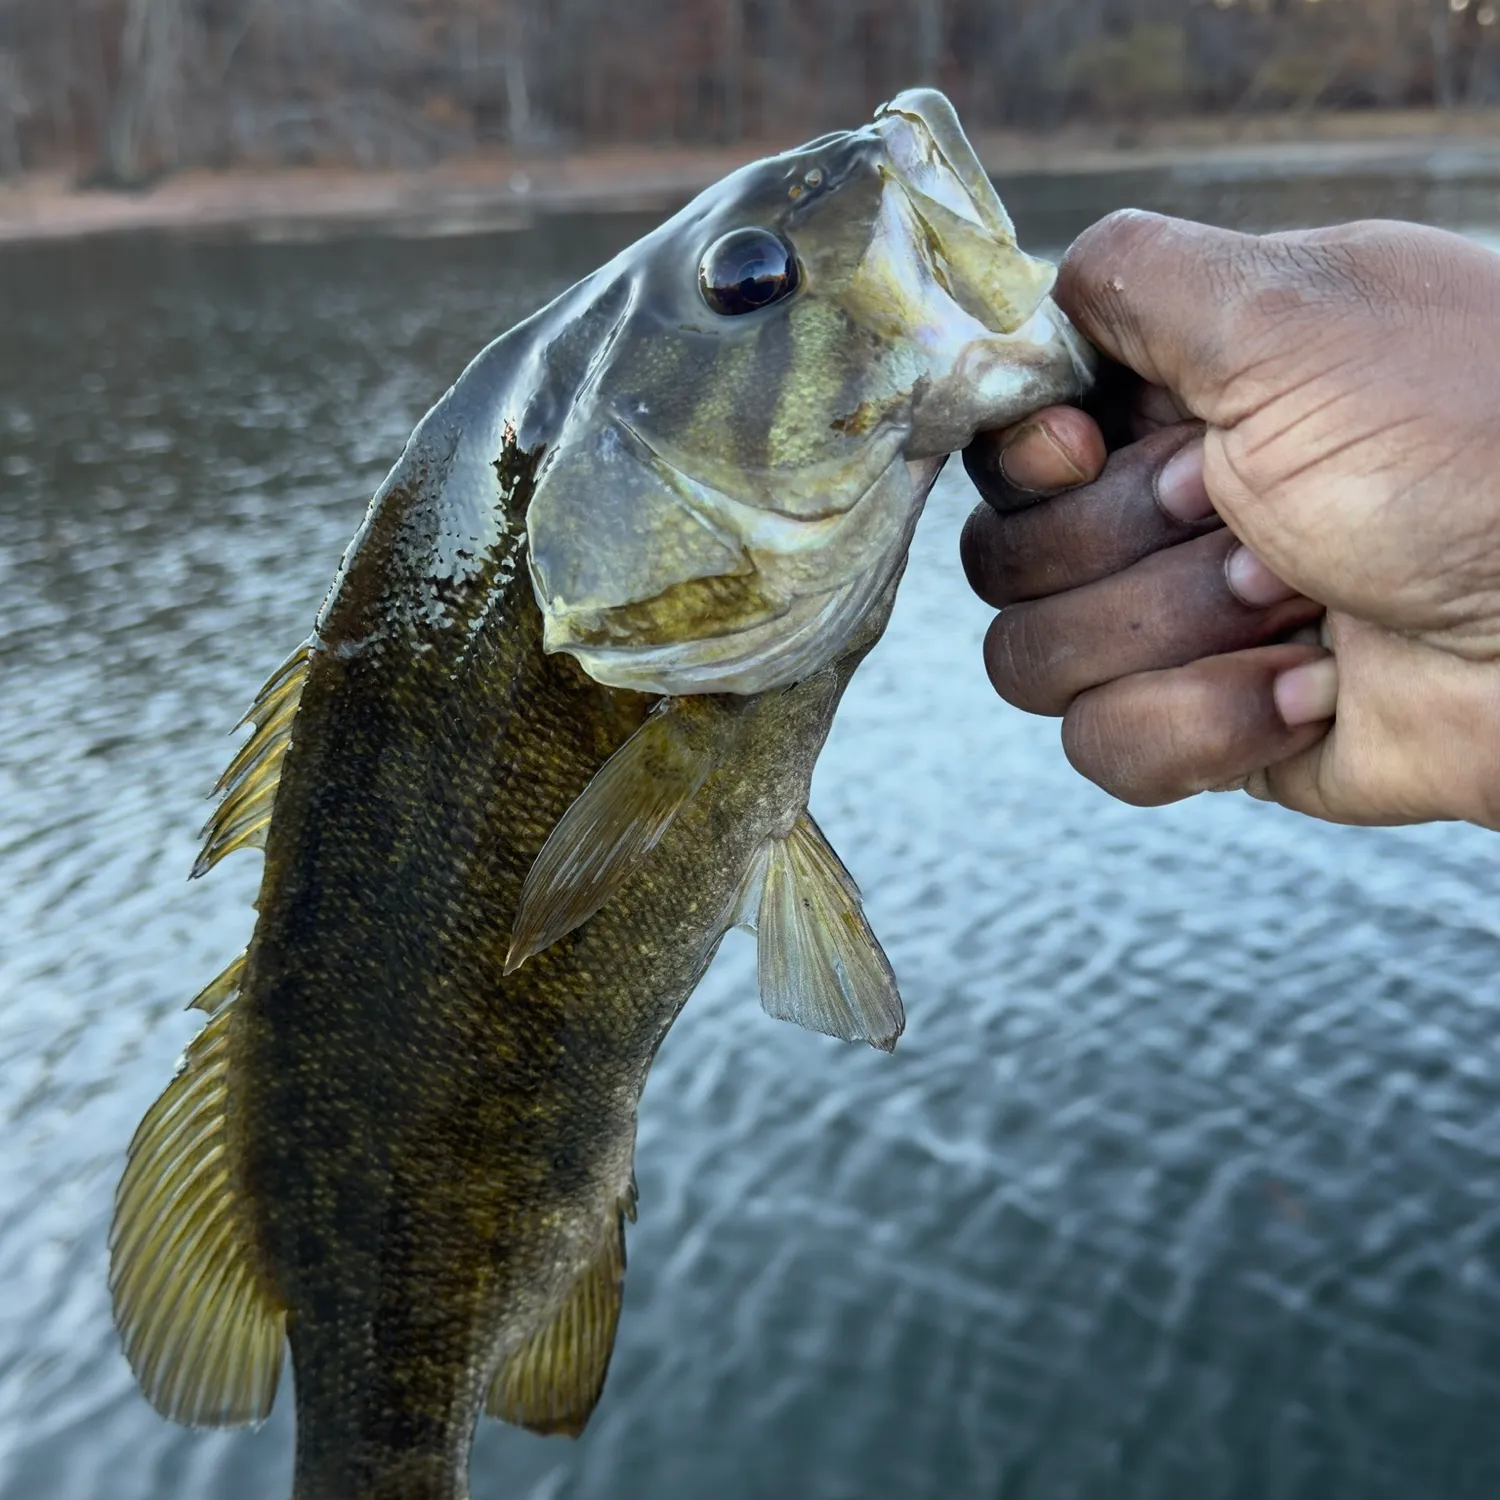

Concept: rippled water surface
[[3, 167, 1500, 1500]]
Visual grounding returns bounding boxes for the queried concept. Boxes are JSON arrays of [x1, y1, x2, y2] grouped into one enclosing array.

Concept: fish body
[[109, 92, 1093, 1500]]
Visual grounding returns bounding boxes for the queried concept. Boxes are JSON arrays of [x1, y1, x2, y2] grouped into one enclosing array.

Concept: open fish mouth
[[876, 89, 1017, 243], [872, 89, 1059, 338]]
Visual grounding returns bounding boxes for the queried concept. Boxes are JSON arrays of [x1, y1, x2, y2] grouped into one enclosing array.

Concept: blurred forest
[[1, 0, 1498, 184]]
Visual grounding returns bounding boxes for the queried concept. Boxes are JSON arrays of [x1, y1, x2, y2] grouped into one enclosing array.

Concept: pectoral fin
[[108, 998, 286, 1426], [485, 1210, 628, 1437], [749, 812, 905, 1051], [505, 698, 735, 973]]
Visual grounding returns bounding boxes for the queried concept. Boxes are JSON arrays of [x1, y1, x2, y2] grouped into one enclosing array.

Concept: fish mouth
[[873, 89, 1058, 337], [859, 89, 1096, 455], [874, 89, 1017, 245]]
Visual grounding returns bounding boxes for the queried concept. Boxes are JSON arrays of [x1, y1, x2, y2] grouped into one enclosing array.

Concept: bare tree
[[101, 0, 190, 183], [819, 0, 859, 129], [501, 0, 532, 144], [720, 0, 743, 141], [0, 0, 1474, 180], [1429, 0, 1456, 109], [0, 50, 27, 176]]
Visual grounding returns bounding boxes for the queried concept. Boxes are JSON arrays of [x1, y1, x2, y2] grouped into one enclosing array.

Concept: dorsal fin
[[188, 951, 246, 1015], [747, 812, 905, 1051], [484, 1206, 629, 1437], [504, 697, 740, 974], [192, 640, 312, 879], [108, 996, 286, 1426], [110, 645, 310, 1421]]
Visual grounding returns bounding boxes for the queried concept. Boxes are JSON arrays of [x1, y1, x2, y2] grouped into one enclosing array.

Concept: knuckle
[[1162, 669, 1268, 790], [1249, 227, 1438, 333], [993, 509, 1074, 600]]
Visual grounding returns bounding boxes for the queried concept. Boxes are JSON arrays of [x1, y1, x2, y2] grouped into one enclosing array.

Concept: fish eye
[[698, 228, 800, 316]]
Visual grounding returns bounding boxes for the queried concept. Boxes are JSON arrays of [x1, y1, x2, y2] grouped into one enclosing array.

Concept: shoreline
[[3, 111, 1500, 246]]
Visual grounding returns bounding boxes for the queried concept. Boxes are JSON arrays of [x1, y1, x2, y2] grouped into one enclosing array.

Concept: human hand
[[960, 211, 1500, 829]]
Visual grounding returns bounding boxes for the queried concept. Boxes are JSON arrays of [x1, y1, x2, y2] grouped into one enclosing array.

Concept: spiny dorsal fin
[[192, 640, 312, 879], [505, 697, 740, 974], [188, 951, 246, 1015], [750, 812, 905, 1052], [484, 1208, 629, 1437], [108, 999, 286, 1427]]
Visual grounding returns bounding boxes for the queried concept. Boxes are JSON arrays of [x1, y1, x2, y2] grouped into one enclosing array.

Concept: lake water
[[3, 164, 1500, 1500]]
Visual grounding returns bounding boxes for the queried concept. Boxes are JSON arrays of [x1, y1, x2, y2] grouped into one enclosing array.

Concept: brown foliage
[[0, 0, 1495, 183]]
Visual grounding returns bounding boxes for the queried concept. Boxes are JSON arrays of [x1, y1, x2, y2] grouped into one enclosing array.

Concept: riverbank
[[3, 109, 1499, 245]]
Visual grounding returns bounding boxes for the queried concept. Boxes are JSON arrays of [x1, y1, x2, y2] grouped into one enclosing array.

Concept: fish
[[108, 88, 1094, 1500]]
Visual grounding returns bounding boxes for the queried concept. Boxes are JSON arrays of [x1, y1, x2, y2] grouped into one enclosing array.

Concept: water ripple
[[2, 181, 1500, 1499]]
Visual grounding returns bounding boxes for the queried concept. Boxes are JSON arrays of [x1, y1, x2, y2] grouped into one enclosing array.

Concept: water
[[2, 165, 1500, 1500]]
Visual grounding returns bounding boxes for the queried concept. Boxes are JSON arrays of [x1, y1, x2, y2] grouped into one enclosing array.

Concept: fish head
[[525, 88, 1096, 695]]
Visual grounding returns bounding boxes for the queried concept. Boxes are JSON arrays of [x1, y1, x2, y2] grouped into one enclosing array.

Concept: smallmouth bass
[[109, 90, 1093, 1499]]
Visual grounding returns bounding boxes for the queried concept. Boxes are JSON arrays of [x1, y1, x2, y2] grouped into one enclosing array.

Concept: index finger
[[1056, 210, 1266, 425]]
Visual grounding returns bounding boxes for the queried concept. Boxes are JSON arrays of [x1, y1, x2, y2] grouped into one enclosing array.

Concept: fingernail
[[1226, 545, 1297, 607], [1274, 657, 1338, 727], [999, 421, 1087, 493], [995, 423, 1042, 492], [1155, 440, 1213, 522]]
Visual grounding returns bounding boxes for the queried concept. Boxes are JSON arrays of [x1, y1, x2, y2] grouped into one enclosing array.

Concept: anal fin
[[485, 1209, 628, 1437], [109, 996, 286, 1426], [505, 697, 739, 973], [751, 811, 905, 1051]]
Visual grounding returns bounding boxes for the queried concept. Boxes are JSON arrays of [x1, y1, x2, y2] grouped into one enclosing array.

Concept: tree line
[[0, 0, 1496, 185]]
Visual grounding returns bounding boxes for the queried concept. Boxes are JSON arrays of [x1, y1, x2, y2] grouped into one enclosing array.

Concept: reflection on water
[[998, 160, 1500, 252], [2, 169, 1500, 1500]]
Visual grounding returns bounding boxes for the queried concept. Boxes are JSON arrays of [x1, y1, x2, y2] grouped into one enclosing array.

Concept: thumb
[[1055, 210, 1272, 425]]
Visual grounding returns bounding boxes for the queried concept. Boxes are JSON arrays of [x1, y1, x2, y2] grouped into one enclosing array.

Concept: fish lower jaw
[[902, 302, 1098, 460], [1001, 299, 1098, 396]]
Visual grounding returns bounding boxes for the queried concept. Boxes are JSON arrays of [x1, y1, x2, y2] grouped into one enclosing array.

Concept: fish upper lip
[[871, 91, 1012, 242], [866, 92, 1060, 338]]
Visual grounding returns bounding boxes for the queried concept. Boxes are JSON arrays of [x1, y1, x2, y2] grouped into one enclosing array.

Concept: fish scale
[[108, 90, 1093, 1499]]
